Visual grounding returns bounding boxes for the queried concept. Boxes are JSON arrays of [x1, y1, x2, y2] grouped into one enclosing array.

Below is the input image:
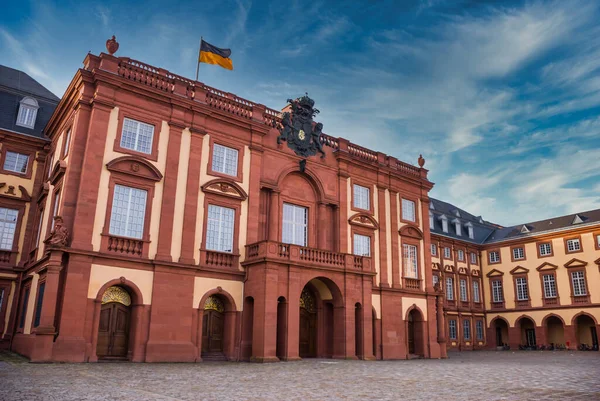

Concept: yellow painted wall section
[[147, 121, 169, 259], [372, 184, 381, 286], [345, 178, 352, 255], [372, 293, 381, 319], [87, 264, 154, 305], [2, 281, 15, 337], [402, 296, 428, 321], [23, 273, 39, 335], [192, 277, 243, 311], [170, 127, 191, 261], [194, 134, 211, 264], [384, 189, 393, 286], [238, 145, 250, 263], [486, 307, 600, 328], [417, 199, 425, 284]]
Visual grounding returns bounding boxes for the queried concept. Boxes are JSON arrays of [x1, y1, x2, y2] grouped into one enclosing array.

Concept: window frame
[[475, 320, 484, 341], [207, 137, 244, 182], [430, 243, 437, 256], [510, 245, 526, 262], [282, 202, 309, 247], [459, 278, 468, 302], [17, 283, 31, 333], [457, 249, 464, 261], [210, 143, 240, 179], [61, 127, 72, 158], [470, 252, 478, 265], [512, 274, 530, 307], [32, 278, 46, 329], [488, 249, 501, 264], [490, 278, 504, 308], [443, 246, 452, 260], [351, 183, 372, 213], [566, 267, 590, 303], [594, 232, 600, 251], [472, 279, 481, 303], [400, 196, 419, 225], [402, 241, 419, 279], [0, 144, 34, 179], [201, 193, 242, 256], [16, 97, 39, 129], [205, 204, 236, 253], [113, 111, 161, 162], [463, 319, 471, 341], [352, 232, 372, 257], [536, 241, 554, 258], [448, 319, 457, 340], [446, 276, 455, 301], [536, 264, 561, 307], [107, 184, 149, 241], [0, 198, 26, 264], [564, 236, 583, 254]]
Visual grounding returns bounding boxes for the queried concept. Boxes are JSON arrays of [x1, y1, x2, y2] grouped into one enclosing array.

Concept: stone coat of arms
[[277, 94, 325, 159]]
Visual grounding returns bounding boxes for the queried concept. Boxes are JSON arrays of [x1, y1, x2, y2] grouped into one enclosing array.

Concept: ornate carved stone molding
[[106, 156, 163, 182], [49, 160, 67, 185], [486, 268, 504, 277], [0, 183, 32, 201], [399, 224, 423, 239], [348, 212, 379, 229], [201, 178, 248, 201]]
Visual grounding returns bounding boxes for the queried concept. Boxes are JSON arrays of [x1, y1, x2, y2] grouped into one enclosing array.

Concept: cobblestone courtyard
[[0, 351, 599, 401]]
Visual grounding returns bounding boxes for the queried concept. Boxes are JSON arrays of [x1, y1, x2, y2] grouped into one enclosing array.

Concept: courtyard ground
[[0, 351, 599, 401]]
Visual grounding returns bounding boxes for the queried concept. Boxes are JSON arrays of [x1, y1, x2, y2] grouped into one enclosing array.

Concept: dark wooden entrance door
[[97, 302, 130, 358], [408, 319, 415, 354], [202, 310, 225, 353], [299, 308, 316, 358], [496, 326, 503, 346]]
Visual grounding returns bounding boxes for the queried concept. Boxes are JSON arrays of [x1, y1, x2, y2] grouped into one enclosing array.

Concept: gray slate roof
[[431, 197, 600, 245], [0, 65, 59, 138]]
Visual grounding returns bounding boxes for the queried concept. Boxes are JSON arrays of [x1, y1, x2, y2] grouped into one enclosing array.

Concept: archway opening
[[407, 308, 424, 356], [276, 296, 287, 360], [201, 295, 228, 359], [493, 318, 509, 347], [519, 317, 536, 347], [355, 303, 363, 359], [97, 285, 132, 360], [298, 277, 344, 358], [241, 296, 254, 360], [545, 316, 564, 347], [575, 314, 598, 349]]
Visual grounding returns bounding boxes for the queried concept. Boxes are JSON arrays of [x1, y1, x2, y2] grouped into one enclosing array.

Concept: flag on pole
[[199, 39, 233, 70]]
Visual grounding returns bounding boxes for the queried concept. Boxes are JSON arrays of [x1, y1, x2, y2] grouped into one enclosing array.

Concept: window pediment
[[348, 212, 379, 229], [432, 262, 440, 270], [564, 258, 587, 269], [399, 224, 423, 239], [0, 183, 31, 201], [444, 264, 455, 273], [510, 265, 529, 275], [458, 266, 469, 275], [486, 268, 504, 277], [49, 160, 67, 185], [471, 269, 480, 277], [106, 156, 163, 182], [201, 178, 248, 201], [536, 262, 557, 271]]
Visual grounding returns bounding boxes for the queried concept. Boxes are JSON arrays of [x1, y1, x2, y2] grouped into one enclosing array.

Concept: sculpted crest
[[277, 94, 326, 159]]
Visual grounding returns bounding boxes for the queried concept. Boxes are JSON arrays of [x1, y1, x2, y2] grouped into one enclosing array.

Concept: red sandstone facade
[[1, 49, 447, 362]]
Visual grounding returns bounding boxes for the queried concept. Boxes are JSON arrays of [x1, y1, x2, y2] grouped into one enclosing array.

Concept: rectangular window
[[597, 235, 600, 249], [473, 280, 480, 303], [282, 203, 307, 247], [468, 226, 474, 239], [401, 199, 416, 222], [543, 274, 557, 298], [512, 247, 524, 260], [492, 280, 503, 303], [470, 252, 477, 264], [457, 250, 464, 261], [3, 151, 29, 174], [489, 251, 500, 263], [539, 242, 552, 256], [516, 277, 528, 301], [455, 222, 462, 236], [449, 320, 457, 340], [444, 247, 451, 259], [571, 271, 586, 296], [52, 191, 60, 221], [206, 205, 235, 252], [0, 288, 4, 311], [212, 143, 239, 177], [433, 274, 439, 287], [17, 104, 37, 128], [63, 129, 72, 156], [19, 288, 30, 329], [431, 244, 437, 256], [446, 277, 454, 300], [429, 214, 434, 229], [33, 282, 45, 327], [460, 279, 468, 301], [108, 185, 148, 239], [47, 153, 54, 178], [35, 211, 43, 248], [120, 118, 154, 154], [463, 320, 471, 340], [353, 234, 371, 256], [353, 184, 370, 210], [476, 321, 484, 340], [403, 244, 418, 279], [442, 219, 448, 233], [566, 238, 581, 252], [0, 207, 18, 250]]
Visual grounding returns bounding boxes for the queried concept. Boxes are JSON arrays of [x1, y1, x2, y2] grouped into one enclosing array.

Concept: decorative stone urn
[[106, 35, 119, 55]]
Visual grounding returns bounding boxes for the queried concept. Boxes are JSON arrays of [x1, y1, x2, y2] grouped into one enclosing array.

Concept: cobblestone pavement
[[1, 351, 599, 401]]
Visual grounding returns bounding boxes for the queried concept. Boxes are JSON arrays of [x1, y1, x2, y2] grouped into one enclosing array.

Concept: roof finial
[[106, 35, 119, 55], [418, 154, 425, 168]]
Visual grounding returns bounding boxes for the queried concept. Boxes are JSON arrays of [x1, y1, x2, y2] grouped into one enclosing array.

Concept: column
[[268, 190, 280, 242], [389, 191, 401, 287], [377, 186, 389, 287], [317, 202, 327, 249]]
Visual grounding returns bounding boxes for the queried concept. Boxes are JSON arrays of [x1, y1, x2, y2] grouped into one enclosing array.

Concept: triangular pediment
[[595, 257, 600, 266], [348, 213, 379, 229], [564, 258, 587, 269], [536, 262, 558, 272], [510, 265, 529, 275], [486, 268, 504, 277]]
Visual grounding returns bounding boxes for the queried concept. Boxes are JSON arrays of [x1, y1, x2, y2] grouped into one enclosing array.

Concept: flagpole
[[195, 36, 202, 81]]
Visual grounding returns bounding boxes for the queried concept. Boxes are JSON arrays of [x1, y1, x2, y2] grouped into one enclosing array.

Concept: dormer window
[[465, 222, 474, 239], [453, 209, 460, 217], [453, 219, 461, 236], [16, 97, 39, 129], [439, 214, 448, 233], [520, 225, 530, 233], [429, 214, 434, 230]]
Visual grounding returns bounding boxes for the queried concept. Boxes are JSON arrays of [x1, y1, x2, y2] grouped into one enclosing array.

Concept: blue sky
[[2, 0, 600, 226]]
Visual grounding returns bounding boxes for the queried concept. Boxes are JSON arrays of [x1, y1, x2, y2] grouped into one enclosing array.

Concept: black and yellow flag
[[199, 40, 233, 70]]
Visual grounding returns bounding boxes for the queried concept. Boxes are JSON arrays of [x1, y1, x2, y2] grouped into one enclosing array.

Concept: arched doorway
[[518, 317, 536, 347], [299, 288, 317, 358], [493, 318, 509, 347], [202, 295, 226, 357], [544, 316, 565, 347], [574, 314, 598, 349], [97, 286, 132, 359], [407, 308, 424, 356]]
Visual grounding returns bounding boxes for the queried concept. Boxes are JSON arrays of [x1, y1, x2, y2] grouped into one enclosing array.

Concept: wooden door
[[408, 320, 415, 354], [202, 310, 225, 353], [299, 308, 316, 358], [97, 303, 130, 358]]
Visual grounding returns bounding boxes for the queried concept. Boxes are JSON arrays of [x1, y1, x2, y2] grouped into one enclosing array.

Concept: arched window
[[16, 97, 39, 129]]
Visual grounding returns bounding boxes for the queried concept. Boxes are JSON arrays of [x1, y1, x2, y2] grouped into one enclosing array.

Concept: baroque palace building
[[0, 40, 598, 362]]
